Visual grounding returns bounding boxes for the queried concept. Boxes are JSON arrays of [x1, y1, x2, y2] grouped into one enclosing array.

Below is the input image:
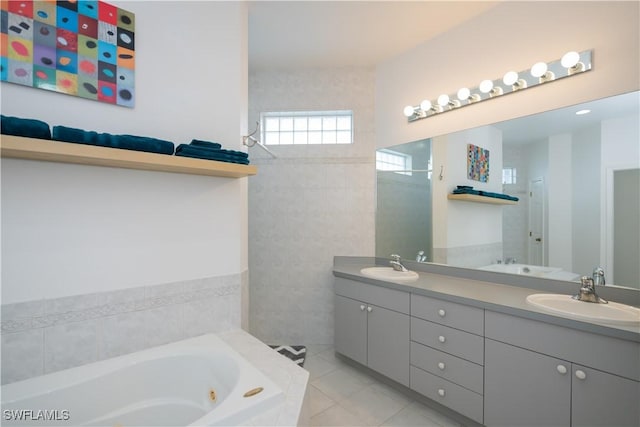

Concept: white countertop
[[334, 257, 640, 342]]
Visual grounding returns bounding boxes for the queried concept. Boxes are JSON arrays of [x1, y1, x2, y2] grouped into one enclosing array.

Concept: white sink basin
[[360, 267, 419, 282], [526, 293, 640, 326]]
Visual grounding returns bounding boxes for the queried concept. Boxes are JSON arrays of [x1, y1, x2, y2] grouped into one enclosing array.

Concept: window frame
[[376, 149, 413, 176], [260, 110, 354, 146]]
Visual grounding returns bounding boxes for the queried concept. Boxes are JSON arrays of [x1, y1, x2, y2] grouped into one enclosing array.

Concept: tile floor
[[303, 345, 463, 427]]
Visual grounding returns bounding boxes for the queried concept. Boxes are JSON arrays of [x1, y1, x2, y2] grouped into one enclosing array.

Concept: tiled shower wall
[[502, 144, 530, 264], [1, 272, 245, 384], [248, 68, 376, 345]]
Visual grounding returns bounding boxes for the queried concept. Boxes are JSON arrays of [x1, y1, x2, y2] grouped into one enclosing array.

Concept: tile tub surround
[[1, 272, 246, 385], [219, 329, 310, 427], [432, 242, 503, 269]]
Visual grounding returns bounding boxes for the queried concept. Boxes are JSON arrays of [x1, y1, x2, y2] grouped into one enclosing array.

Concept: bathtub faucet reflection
[[592, 267, 606, 286], [390, 254, 409, 272]]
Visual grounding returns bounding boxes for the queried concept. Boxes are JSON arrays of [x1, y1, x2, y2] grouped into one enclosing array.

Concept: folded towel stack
[[1, 115, 52, 140], [175, 139, 249, 165], [453, 185, 519, 202], [52, 126, 175, 155]]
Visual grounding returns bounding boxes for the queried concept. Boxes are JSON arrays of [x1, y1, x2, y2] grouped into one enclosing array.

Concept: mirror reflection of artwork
[[467, 143, 489, 182], [1, 0, 135, 107]]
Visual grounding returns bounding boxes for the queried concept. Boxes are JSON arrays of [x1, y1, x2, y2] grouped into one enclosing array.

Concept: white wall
[[548, 134, 573, 271], [1, 1, 248, 303], [376, 1, 639, 149], [601, 113, 640, 284], [571, 125, 601, 276], [431, 125, 503, 267]]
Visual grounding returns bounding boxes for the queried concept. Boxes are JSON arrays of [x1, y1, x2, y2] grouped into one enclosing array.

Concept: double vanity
[[333, 257, 640, 427]]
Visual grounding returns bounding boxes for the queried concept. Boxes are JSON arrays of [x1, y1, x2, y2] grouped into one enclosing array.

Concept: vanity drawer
[[411, 365, 483, 424], [411, 317, 484, 365], [411, 294, 484, 335], [335, 278, 409, 314], [485, 310, 640, 381], [411, 341, 483, 394]]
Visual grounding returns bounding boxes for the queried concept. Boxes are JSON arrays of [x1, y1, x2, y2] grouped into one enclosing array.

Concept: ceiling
[[497, 91, 640, 145], [247, 1, 499, 70], [247, 2, 639, 141]]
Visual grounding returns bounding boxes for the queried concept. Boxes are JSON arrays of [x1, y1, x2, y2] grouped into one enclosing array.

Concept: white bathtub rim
[[2, 333, 285, 426]]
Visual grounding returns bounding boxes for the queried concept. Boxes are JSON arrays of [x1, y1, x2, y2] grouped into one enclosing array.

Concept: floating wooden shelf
[[448, 193, 518, 205], [0, 135, 257, 178]]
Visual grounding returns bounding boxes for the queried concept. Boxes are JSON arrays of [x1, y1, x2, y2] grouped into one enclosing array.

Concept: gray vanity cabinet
[[334, 278, 410, 386], [334, 294, 368, 366], [571, 364, 640, 427], [485, 310, 640, 427], [484, 339, 571, 427], [410, 294, 485, 424]]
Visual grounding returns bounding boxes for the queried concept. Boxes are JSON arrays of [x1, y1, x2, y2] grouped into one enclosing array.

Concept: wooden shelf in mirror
[[448, 193, 518, 205], [0, 135, 257, 178]]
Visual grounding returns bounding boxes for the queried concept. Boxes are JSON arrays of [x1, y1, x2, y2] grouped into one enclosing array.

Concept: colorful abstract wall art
[[467, 143, 490, 182], [1, 0, 135, 107]]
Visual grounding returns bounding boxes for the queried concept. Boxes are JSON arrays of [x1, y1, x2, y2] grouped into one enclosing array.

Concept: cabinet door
[[367, 304, 410, 386], [571, 364, 640, 427], [334, 295, 367, 365], [484, 339, 571, 427]]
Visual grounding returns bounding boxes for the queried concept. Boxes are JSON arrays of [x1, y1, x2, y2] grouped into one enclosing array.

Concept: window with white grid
[[376, 149, 412, 176], [502, 167, 517, 184], [261, 110, 353, 145]]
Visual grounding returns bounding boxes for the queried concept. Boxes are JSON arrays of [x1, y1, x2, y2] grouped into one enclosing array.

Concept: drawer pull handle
[[575, 370, 587, 380], [360, 305, 365, 311], [438, 388, 445, 397], [367, 306, 373, 313], [557, 365, 567, 375], [438, 362, 445, 370], [438, 335, 446, 343], [438, 309, 446, 317]]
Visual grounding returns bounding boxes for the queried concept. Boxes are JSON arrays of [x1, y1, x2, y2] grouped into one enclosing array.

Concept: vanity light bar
[[403, 50, 593, 122]]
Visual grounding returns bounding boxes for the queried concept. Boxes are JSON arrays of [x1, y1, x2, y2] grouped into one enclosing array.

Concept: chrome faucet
[[592, 267, 606, 286], [572, 276, 608, 304], [504, 257, 517, 265], [389, 254, 408, 272]]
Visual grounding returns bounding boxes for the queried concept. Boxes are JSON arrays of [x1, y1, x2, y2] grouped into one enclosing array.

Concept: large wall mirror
[[376, 90, 639, 290]]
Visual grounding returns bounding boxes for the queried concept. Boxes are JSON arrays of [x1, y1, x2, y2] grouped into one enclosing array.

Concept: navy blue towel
[[175, 144, 250, 165], [1, 115, 51, 140], [452, 186, 518, 202], [52, 126, 174, 155], [188, 140, 248, 159], [190, 139, 222, 150]]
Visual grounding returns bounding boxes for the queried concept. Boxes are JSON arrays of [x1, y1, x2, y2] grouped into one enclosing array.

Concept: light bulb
[[437, 94, 450, 107], [457, 87, 470, 100], [531, 62, 548, 78], [403, 105, 415, 117], [420, 99, 432, 111], [561, 51, 580, 68], [479, 79, 494, 94], [503, 71, 518, 86]]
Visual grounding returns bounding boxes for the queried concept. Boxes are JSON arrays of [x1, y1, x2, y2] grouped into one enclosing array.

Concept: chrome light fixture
[[403, 50, 592, 122]]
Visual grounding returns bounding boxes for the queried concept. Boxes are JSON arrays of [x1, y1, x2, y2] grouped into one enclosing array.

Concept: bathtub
[[478, 263, 581, 281], [1, 334, 284, 426]]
